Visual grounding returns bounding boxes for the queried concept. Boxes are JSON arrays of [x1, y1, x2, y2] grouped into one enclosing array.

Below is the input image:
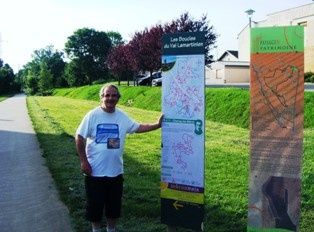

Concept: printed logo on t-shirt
[[96, 124, 119, 144]]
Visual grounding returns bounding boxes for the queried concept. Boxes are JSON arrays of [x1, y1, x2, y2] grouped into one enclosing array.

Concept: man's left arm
[[136, 114, 163, 133]]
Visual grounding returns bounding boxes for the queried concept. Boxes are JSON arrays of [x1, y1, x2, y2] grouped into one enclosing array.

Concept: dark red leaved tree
[[107, 44, 135, 85]]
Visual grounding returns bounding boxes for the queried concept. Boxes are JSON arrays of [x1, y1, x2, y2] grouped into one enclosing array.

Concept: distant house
[[207, 2, 314, 84], [206, 50, 249, 84]]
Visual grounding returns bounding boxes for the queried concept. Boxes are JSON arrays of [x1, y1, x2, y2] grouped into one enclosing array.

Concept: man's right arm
[[75, 134, 92, 176]]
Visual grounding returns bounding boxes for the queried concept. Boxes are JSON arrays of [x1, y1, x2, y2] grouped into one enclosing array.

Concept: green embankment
[[0, 94, 14, 102], [0, 96, 7, 102], [25, 85, 313, 231], [53, 85, 314, 129]]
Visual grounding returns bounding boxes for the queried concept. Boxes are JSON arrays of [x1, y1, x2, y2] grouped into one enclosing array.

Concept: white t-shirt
[[76, 107, 140, 177]]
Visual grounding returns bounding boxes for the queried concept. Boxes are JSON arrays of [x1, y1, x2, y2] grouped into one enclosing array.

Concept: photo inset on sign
[[262, 176, 299, 231], [162, 55, 176, 72]]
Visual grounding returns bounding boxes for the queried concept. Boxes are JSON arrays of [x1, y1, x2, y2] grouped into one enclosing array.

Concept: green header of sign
[[162, 32, 205, 55], [251, 26, 304, 54]]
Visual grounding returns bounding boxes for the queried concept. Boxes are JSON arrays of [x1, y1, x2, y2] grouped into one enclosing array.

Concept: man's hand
[[81, 160, 92, 176], [136, 114, 164, 133], [158, 114, 164, 128]]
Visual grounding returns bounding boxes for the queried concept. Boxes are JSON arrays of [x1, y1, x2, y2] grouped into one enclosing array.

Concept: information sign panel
[[161, 32, 205, 231], [248, 26, 304, 232]]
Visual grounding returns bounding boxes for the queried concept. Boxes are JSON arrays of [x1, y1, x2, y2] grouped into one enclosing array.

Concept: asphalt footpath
[[0, 94, 73, 232]]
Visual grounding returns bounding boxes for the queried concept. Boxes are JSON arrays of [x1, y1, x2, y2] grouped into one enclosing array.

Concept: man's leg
[[168, 225, 177, 232], [105, 175, 123, 232], [91, 221, 103, 232], [106, 218, 117, 232], [85, 176, 106, 232]]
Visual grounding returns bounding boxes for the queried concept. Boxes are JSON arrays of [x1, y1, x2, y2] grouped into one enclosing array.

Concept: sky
[[0, 0, 312, 72]]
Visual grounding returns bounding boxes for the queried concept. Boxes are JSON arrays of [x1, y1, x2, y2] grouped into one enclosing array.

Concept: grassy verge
[[27, 96, 313, 232], [53, 85, 314, 129], [0, 94, 13, 102]]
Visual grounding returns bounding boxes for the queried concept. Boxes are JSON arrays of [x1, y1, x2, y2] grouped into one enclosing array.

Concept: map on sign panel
[[172, 133, 193, 171], [162, 55, 204, 119], [252, 58, 301, 130], [161, 54, 204, 187], [162, 131, 202, 186]]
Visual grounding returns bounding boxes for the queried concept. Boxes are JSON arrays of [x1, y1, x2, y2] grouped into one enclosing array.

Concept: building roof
[[228, 50, 238, 58], [238, 2, 314, 35], [218, 50, 238, 61], [267, 2, 314, 17]]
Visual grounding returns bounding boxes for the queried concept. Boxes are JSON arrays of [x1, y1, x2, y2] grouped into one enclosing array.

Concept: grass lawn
[[26, 96, 313, 232]]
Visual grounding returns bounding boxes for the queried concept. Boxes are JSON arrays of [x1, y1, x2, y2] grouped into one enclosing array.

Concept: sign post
[[161, 32, 205, 231], [248, 26, 304, 232]]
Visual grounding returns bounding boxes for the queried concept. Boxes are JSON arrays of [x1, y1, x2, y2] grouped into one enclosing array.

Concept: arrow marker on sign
[[173, 201, 184, 210]]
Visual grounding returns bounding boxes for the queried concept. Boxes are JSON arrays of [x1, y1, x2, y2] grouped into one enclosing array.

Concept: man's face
[[101, 86, 119, 112], [196, 121, 201, 129]]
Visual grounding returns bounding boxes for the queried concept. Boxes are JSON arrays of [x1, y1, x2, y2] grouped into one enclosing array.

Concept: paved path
[[0, 94, 73, 232]]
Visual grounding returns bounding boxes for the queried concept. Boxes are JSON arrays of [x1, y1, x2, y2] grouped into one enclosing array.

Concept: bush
[[305, 72, 314, 83]]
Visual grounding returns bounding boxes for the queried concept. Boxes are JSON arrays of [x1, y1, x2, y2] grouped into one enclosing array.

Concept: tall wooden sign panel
[[161, 32, 205, 231], [248, 26, 304, 232]]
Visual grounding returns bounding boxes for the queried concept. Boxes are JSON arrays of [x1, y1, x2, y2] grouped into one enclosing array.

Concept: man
[[75, 84, 162, 232]]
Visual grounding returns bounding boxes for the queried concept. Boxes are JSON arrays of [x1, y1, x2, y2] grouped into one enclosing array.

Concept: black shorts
[[85, 175, 124, 222]]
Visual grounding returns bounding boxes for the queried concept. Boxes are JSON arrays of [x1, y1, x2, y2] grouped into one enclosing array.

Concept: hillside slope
[[53, 85, 314, 128]]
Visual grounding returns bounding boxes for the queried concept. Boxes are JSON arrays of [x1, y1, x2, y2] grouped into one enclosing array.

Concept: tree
[[32, 46, 66, 87], [65, 28, 112, 85], [0, 60, 16, 94], [38, 62, 53, 95], [124, 12, 217, 81], [129, 25, 164, 79], [107, 44, 134, 85], [24, 67, 39, 95], [64, 59, 87, 87], [15, 69, 27, 92], [19, 46, 66, 95], [107, 31, 124, 47], [164, 12, 217, 64]]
